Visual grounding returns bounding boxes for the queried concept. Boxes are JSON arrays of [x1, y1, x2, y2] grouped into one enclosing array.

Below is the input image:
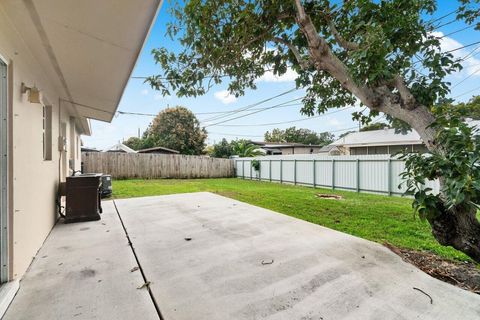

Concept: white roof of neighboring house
[[318, 145, 340, 153], [104, 143, 137, 153], [137, 146, 180, 154], [331, 120, 480, 148], [331, 128, 422, 147], [467, 119, 480, 129], [252, 141, 323, 148]]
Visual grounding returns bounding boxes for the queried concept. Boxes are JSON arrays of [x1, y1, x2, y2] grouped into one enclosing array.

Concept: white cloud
[[214, 90, 237, 104], [243, 47, 298, 83], [327, 118, 343, 129], [258, 67, 298, 83], [431, 32, 480, 78], [141, 89, 149, 95]]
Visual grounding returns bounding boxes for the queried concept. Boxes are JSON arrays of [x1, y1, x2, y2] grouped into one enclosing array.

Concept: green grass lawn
[[112, 178, 471, 262]]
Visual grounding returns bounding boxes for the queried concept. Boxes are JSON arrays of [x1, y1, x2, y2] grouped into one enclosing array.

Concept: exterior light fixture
[[21, 82, 41, 103]]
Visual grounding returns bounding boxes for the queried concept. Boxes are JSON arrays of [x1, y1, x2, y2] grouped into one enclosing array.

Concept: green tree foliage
[[232, 140, 263, 157], [449, 95, 480, 120], [338, 130, 356, 139], [264, 127, 335, 145], [360, 122, 390, 132], [401, 106, 480, 260], [209, 138, 235, 158], [144, 106, 207, 155], [123, 137, 145, 151], [146, 0, 480, 261]]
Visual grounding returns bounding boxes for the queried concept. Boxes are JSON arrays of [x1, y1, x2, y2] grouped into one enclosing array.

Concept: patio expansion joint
[[113, 199, 165, 320]]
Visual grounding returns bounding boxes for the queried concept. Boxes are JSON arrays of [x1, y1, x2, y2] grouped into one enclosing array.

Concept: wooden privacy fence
[[235, 154, 440, 196], [82, 152, 235, 179]]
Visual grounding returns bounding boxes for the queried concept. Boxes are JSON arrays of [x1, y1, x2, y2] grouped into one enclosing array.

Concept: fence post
[[280, 160, 283, 184], [331, 159, 335, 190], [294, 160, 297, 185], [242, 160, 245, 179], [356, 158, 360, 192], [387, 158, 392, 196], [258, 160, 261, 181], [269, 160, 272, 182], [313, 160, 316, 188], [250, 160, 252, 180]]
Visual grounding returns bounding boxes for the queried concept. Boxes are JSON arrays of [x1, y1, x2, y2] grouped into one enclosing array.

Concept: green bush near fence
[[112, 178, 471, 263]]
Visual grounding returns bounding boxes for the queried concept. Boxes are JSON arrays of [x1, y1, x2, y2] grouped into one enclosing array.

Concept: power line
[[130, 74, 232, 80], [434, 17, 457, 29], [207, 131, 264, 138], [428, 9, 459, 25], [207, 115, 387, 139], [117, 111, 156, 116], [446, 40, 480, 54], [440, 25, 475, 38], [213, 106, 354, 127], [131, 68, 278, 81], [117, 102, 304, 118], [204, 96, 305, 127], [201, 102, 303, 117], [203, 88, 303, 122], [202, 89, 300, 123], [452, 84, 480, 99], [460, 44, 480, 62], [412, 41, 480, 66], [451, 66, 480, 89]]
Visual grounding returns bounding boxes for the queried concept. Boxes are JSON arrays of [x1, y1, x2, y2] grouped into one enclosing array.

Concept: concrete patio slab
[[3, 201, 158, 320], [115, 192, 480, 320]]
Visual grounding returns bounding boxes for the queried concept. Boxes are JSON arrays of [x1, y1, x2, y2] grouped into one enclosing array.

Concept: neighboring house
[[137, 146, 180, 154], [251, 142, 323, 155], [0, 0, 160, 310], [330, 128, 428, 155], [318, 145, 341, 156], [81, 147, 100, 153], [104, 143, 137, 153]]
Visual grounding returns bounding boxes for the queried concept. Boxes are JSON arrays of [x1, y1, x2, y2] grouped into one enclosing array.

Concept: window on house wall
[[351, 147, 368, 155], [371, 146, 388, 154], [413, 144, 428, 153], [389, 145, 410, 155], [43, 105, 52, 160]]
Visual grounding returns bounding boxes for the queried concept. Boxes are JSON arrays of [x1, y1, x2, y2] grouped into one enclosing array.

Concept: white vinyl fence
[[234, 154, 440, 196]]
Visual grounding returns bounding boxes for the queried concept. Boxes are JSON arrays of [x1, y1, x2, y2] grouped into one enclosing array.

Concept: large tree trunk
[[293, 1, 480, 263], [428, 205, 480, 262]]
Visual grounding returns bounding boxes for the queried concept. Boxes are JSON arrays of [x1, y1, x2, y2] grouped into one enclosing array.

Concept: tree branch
[[292, 0, 437, 148], [293, 0, 374, 107], [328, 20, 359, 51], [392, 75, 417, 110], [294, 0, 307, 20], [271, 37, 311, 70]]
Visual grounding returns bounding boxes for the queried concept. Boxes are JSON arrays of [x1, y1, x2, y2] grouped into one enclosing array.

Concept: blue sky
[[83, 1, 480, 150]]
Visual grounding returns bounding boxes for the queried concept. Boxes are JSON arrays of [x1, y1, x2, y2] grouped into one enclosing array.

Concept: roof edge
[[106, 0, 163, 123]]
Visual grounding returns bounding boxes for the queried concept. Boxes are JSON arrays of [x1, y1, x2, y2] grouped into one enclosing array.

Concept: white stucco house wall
[[0, 0, 161, 312]]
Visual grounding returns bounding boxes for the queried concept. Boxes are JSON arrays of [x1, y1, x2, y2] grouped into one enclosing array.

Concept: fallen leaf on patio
[[184, 237, 192, 241], [130, 266, 139, 272], [261, 259, 274, 265], [137, 281, 151, 289]]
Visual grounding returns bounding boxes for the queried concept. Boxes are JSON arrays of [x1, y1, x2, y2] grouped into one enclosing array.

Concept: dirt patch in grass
[[316, 193, 343, 200], [385, 242, 480, 294]]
